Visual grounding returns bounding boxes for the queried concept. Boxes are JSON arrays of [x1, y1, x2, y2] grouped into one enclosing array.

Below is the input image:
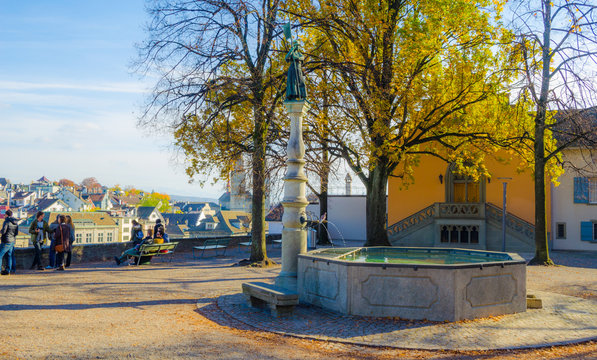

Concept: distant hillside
[[169, 194, 219, 203]]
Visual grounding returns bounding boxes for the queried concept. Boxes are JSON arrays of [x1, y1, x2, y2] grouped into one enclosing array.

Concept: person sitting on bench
[[153, 228, 165, 244], [114, 229, 153, 266]]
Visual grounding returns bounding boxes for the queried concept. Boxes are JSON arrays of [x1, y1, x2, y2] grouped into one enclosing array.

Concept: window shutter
[[574, 177, 589, 203], [580, 221, 593, 242]]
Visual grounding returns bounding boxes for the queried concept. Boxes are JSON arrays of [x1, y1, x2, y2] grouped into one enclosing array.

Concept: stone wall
[[10, 234, 282, 270]]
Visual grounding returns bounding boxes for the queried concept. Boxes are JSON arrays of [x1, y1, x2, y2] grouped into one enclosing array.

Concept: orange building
[[387, 153, 550, 252]]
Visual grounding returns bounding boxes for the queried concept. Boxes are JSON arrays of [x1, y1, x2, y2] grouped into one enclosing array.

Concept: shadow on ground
[[200, 294, 439, 340], [0, 298, 198, 311], [522, 251, 597, 269]]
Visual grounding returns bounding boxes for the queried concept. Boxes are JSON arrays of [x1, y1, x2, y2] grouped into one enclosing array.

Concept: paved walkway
[[218, 290, 597, 350], [0, 248, 596, 359]]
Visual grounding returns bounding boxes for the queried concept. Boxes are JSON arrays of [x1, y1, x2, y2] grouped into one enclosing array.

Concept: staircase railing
[[485, 203, 535, 240], [387, 204, 435, 237]]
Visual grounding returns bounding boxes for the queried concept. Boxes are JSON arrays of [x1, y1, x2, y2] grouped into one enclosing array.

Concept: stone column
[[276, 100, 309, 291]]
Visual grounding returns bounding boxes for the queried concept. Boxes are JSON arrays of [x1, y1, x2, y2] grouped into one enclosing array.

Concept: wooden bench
[[238, 237, 281, 252], [193, 238, 230, 258], [131, 242, 178, 265], [238, 240, 252, 253], [242, 282, 299, 317]]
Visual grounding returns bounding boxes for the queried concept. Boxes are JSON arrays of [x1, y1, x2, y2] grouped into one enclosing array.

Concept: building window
[[85, 233, 92, 243], [107, 233, 113, 242], [97, 233, 104, 243], [574, 177, 597, 204], [445, 164, 484, 203], [75, 233, 82, 244], [556, 223, 566, 239], [580, 221, 597, 242], [440, 225, 479, 244], [590, 178, 597, 204], [453, 175, 480, 203], [123, 235, 129, 241], [123, 227, 130, 234]]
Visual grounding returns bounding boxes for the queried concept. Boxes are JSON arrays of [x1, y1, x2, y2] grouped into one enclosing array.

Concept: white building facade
[[551, 149, 597, 251]]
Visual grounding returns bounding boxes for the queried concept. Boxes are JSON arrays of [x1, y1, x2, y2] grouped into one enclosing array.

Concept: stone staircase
[[484, 202, 535, 252], [387, 202, 535, 252]]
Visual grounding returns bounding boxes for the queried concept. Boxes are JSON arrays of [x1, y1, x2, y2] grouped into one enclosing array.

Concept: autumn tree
[[124, 187, 142, 196], [136, 0, 287, 266], [109, 184, 123, 193], [289, 0, 517, 246], [58, 179, 75, 187], [508, 0, 597, 265], [81, 177, 99, 188], [140, 192, 171, 213]]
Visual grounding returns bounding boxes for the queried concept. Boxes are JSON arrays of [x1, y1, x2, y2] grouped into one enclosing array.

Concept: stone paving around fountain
[[218, 289, 597, 350]]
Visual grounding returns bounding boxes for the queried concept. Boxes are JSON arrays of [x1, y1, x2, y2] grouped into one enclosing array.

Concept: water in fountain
[[317, 222, 335, 248]]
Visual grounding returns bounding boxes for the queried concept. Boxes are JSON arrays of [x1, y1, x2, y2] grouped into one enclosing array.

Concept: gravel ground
[[523, 251, 597, 300], [0, 249, 595, 359]]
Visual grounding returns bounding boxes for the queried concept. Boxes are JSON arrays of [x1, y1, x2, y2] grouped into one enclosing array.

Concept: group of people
[[1, 213, 170, 273], [0, 210, 76, 275], [114, 218, 168, 266]]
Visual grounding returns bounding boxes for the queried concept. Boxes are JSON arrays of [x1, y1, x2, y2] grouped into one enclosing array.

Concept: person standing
[[53, 215, 71, 271], [46, 215, 60, 269], [64, 215, 75, 268], [28, 211, 49, 270], [0, 210, 19, 275]]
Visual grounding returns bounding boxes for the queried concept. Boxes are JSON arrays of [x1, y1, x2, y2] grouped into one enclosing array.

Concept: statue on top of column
[[284, 23, 307, 101]]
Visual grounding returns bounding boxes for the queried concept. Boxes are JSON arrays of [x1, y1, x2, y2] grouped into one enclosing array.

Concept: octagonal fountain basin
[[297, 247, 526, 322]]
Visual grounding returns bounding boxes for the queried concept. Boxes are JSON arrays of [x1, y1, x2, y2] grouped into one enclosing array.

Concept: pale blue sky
[[0, 0, 222, 198]]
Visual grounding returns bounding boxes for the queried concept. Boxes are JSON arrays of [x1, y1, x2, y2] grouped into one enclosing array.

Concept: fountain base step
[[526, 294, 543, 309]]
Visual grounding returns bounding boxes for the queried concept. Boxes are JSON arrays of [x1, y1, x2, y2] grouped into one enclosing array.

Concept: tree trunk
[[529, 1, 554, 265], [250, 111, 270, 265], [530, 140, 552, 265], [364, 158, 390, 246], [318, 143, 331, 245], [530, 101, 553, 265], [318, 72, 331, 245]]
